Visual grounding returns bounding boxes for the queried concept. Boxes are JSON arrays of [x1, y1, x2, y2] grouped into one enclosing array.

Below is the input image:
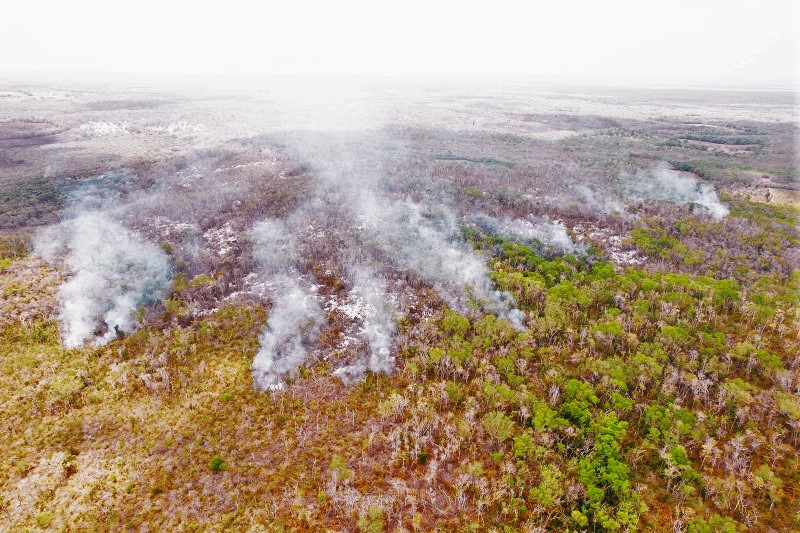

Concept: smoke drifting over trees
[[248, 217, 325, 391], [354, 192, 524, 326], [21, 93, 746, 387], [470, 213, 580, 255], [623, 163, 730, 220], [332, 264, 397, 383], [34, 212, 171, 348], [1, 78, 797, 531]]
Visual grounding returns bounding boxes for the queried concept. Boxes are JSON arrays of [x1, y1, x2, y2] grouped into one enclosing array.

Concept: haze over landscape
[[0, 1, 798, 531], [2, 0, 798, 83]]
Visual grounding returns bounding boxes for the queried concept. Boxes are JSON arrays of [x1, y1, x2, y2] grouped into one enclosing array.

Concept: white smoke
[[249, 218, 297, 274], [35, 212, 172, 348], [249, 218, 324, 391], [244, 107, 528, 390], [356, 192, 524, 328], [252, 278, 324, 391], [332, 264, 397, 384], [575, 185, 626, 216], [625, 163, 729, 219], [248, 181, 526, 391], [472, 213, 579, 255]]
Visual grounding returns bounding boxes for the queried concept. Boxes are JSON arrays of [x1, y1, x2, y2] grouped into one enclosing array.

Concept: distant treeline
[[433, 155, 516, 167], [680, 134, 763, 146]]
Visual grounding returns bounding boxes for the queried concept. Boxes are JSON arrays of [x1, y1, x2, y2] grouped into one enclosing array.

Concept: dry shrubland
[[0, 80, 798, 531]]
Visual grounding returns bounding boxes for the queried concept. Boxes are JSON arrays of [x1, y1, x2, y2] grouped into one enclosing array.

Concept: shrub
[[687, 513, 743, 533], [357, 506, 385, 533], [330, 455, 353, 483], [210, 456, 227, 473], [561, 380, 598, 429], [482, 411, 516, 441], [529, 464, 564, 508], [512, 433, 534, 459], [36, 512, 54, 528], [445, 381, 464, 404], [753, 464, 782, 505], [439, 310, 471, 337]]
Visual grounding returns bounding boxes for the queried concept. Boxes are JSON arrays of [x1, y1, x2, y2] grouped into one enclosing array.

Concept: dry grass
[[0, 259, 407, 530]]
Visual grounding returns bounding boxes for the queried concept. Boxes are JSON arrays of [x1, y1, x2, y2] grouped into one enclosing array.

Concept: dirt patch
[[766, 187, 800, 207], [735, 184, 800, 207]]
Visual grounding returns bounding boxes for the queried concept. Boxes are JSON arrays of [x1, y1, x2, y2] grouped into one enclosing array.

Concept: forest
[[0, 81, 797, 531]]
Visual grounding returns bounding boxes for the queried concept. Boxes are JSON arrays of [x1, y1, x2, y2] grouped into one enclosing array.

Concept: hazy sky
[[2, 0, 797, 84]]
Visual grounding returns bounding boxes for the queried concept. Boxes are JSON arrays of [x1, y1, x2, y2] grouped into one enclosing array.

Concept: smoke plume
[[244, 126, 526, 390], [35, 211, 172, 348], [355, 191, 524, 328], [249, 218, 324, 391], [625, 163, 729, 219], [332, 264, 397, 384], [471, 213, 579, 255], [574, 185, 626, 216]]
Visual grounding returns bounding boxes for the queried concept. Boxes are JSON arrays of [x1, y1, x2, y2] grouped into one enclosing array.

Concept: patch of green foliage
[[210, 456, 227, 473], [0, 175, 63, 229]]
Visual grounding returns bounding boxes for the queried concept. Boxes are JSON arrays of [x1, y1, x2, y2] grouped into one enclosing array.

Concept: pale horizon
[[1, 0, 797, 87]]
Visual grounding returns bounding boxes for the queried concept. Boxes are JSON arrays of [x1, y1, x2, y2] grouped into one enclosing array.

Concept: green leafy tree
[[482, 411, 516, 442]]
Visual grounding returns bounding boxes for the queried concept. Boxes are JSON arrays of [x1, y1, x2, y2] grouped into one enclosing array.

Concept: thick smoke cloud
[[624, 163, 729, 219], [35, 212, 172, 348], [249, 218, 324, 391], [249, 186, 526, 390]]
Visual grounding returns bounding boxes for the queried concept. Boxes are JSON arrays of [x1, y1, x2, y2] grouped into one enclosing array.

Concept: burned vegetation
[[0, 81, 798, 531]]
